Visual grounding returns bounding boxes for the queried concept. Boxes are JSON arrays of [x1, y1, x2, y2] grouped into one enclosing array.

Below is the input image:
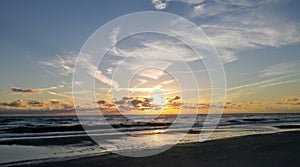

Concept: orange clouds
[[1, 96, 299, 114], [96, 96, 182, 113]]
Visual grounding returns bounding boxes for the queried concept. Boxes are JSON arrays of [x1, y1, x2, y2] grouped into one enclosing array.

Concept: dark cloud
[[59, 103, 74, 109], [0, 99, 74, 111], [49, 100, 60, 105], [27, 100, 44, 107], [198, 103, 210, 108], [98, 95, 182, 112], [122, 97, 131, 101], [248, 101, 261, 105], [168, 96, 181, 103], [142, 98, 152, 107], [280, 97, 300, 105], [48, 99, 74, 109], [285, 98, 299, 102], [114, 100, 125, 105], [173, 96, 180, 100], [11, 87, 41, 94], [167, 96, 181, 108], [111, 98, 144, 111], [131, 99, 143, 107], [1, 100, 25, 107], [97, 100, 106, 105]]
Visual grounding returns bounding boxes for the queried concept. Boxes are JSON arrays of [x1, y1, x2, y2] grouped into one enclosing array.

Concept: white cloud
[[140, 40, 201, 61], [228, 77, 300, 100], [177, 0, 205, 4], [189, 0, 300, 63], [41, 54, 75, 76], [260, 61, 300, 77], [108, 27, 202, 79], [257, 78, 300, 89], [133, 79, 148, 88], [151, 0, 205, 10], [40, 85, 64, 91], [110, 27, 120, 45], [117, 59, 172, 80], [228, 75, 293, 92], [162, 79, 175, 85], [41, 53, 119, 90], [109, 29, 200, 62], [214, 0, 254, 6], [76, 54, 120, 89], [138, 68, 168, 80], [152, 0, 169, 10], [106, 67, 113, 75], [47, 91, 73, 98]]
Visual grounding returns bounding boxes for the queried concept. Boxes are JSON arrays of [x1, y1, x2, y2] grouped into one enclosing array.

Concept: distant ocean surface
[[1, 113, 300, 165]]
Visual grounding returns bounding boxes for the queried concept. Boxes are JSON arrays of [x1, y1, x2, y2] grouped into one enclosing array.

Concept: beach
[[1, 114, 300, 166], [14, 131, 299, 167]]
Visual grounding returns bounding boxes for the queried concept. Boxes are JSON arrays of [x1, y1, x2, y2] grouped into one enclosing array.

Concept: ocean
[[1, 113, 300, 165]]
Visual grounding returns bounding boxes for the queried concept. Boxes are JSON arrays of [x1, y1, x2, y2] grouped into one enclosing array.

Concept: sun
[[149, 88, 167, 107]]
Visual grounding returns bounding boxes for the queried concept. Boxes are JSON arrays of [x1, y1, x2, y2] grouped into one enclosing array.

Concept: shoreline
[[7, 131, 300, 167]]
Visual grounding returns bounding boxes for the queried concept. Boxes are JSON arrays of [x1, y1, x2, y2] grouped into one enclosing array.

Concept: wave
[[3, 124, 85, 133], [2, 122, 173, 134], [274, 125, 300, 129], [2, 114, 300, 136]]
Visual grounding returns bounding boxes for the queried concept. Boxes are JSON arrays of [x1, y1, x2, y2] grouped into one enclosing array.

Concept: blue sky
[[0, 0, 300, 114]]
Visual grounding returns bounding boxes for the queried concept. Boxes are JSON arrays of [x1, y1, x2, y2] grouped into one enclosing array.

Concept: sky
[[0, 0, 300, 115]]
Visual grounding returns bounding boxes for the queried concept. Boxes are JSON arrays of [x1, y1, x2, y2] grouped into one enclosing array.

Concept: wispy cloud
[[133, 79, 148, 88], [227, 75, 292, 92], [46, 91, 73, 98], [41, 54, 75, 76], [77, 54, 120, 89], [41, 52, 119, 90], [150, 1, 300, 63], [108, 27, 201, 81], [161, 79, 175, 85], [227, 74, 300, 101], [189, 0, 300, 63], [260, 61, 300, 77], [109, 29, 200, 62], [138, 68, 170, 80], [256, 78, 300, 89]]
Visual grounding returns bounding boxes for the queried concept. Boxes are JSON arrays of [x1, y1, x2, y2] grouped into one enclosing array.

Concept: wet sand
[[27, 131, 300, 167]]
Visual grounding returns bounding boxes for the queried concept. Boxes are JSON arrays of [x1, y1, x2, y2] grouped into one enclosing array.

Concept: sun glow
[[149, 88, 167, 107]]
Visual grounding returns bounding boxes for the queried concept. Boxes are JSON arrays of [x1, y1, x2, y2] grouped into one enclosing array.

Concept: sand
[[23, 131, 300, 167]]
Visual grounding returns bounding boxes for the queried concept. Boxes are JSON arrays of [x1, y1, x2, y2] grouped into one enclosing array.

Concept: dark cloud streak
[[11, 87, 41, 94]]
